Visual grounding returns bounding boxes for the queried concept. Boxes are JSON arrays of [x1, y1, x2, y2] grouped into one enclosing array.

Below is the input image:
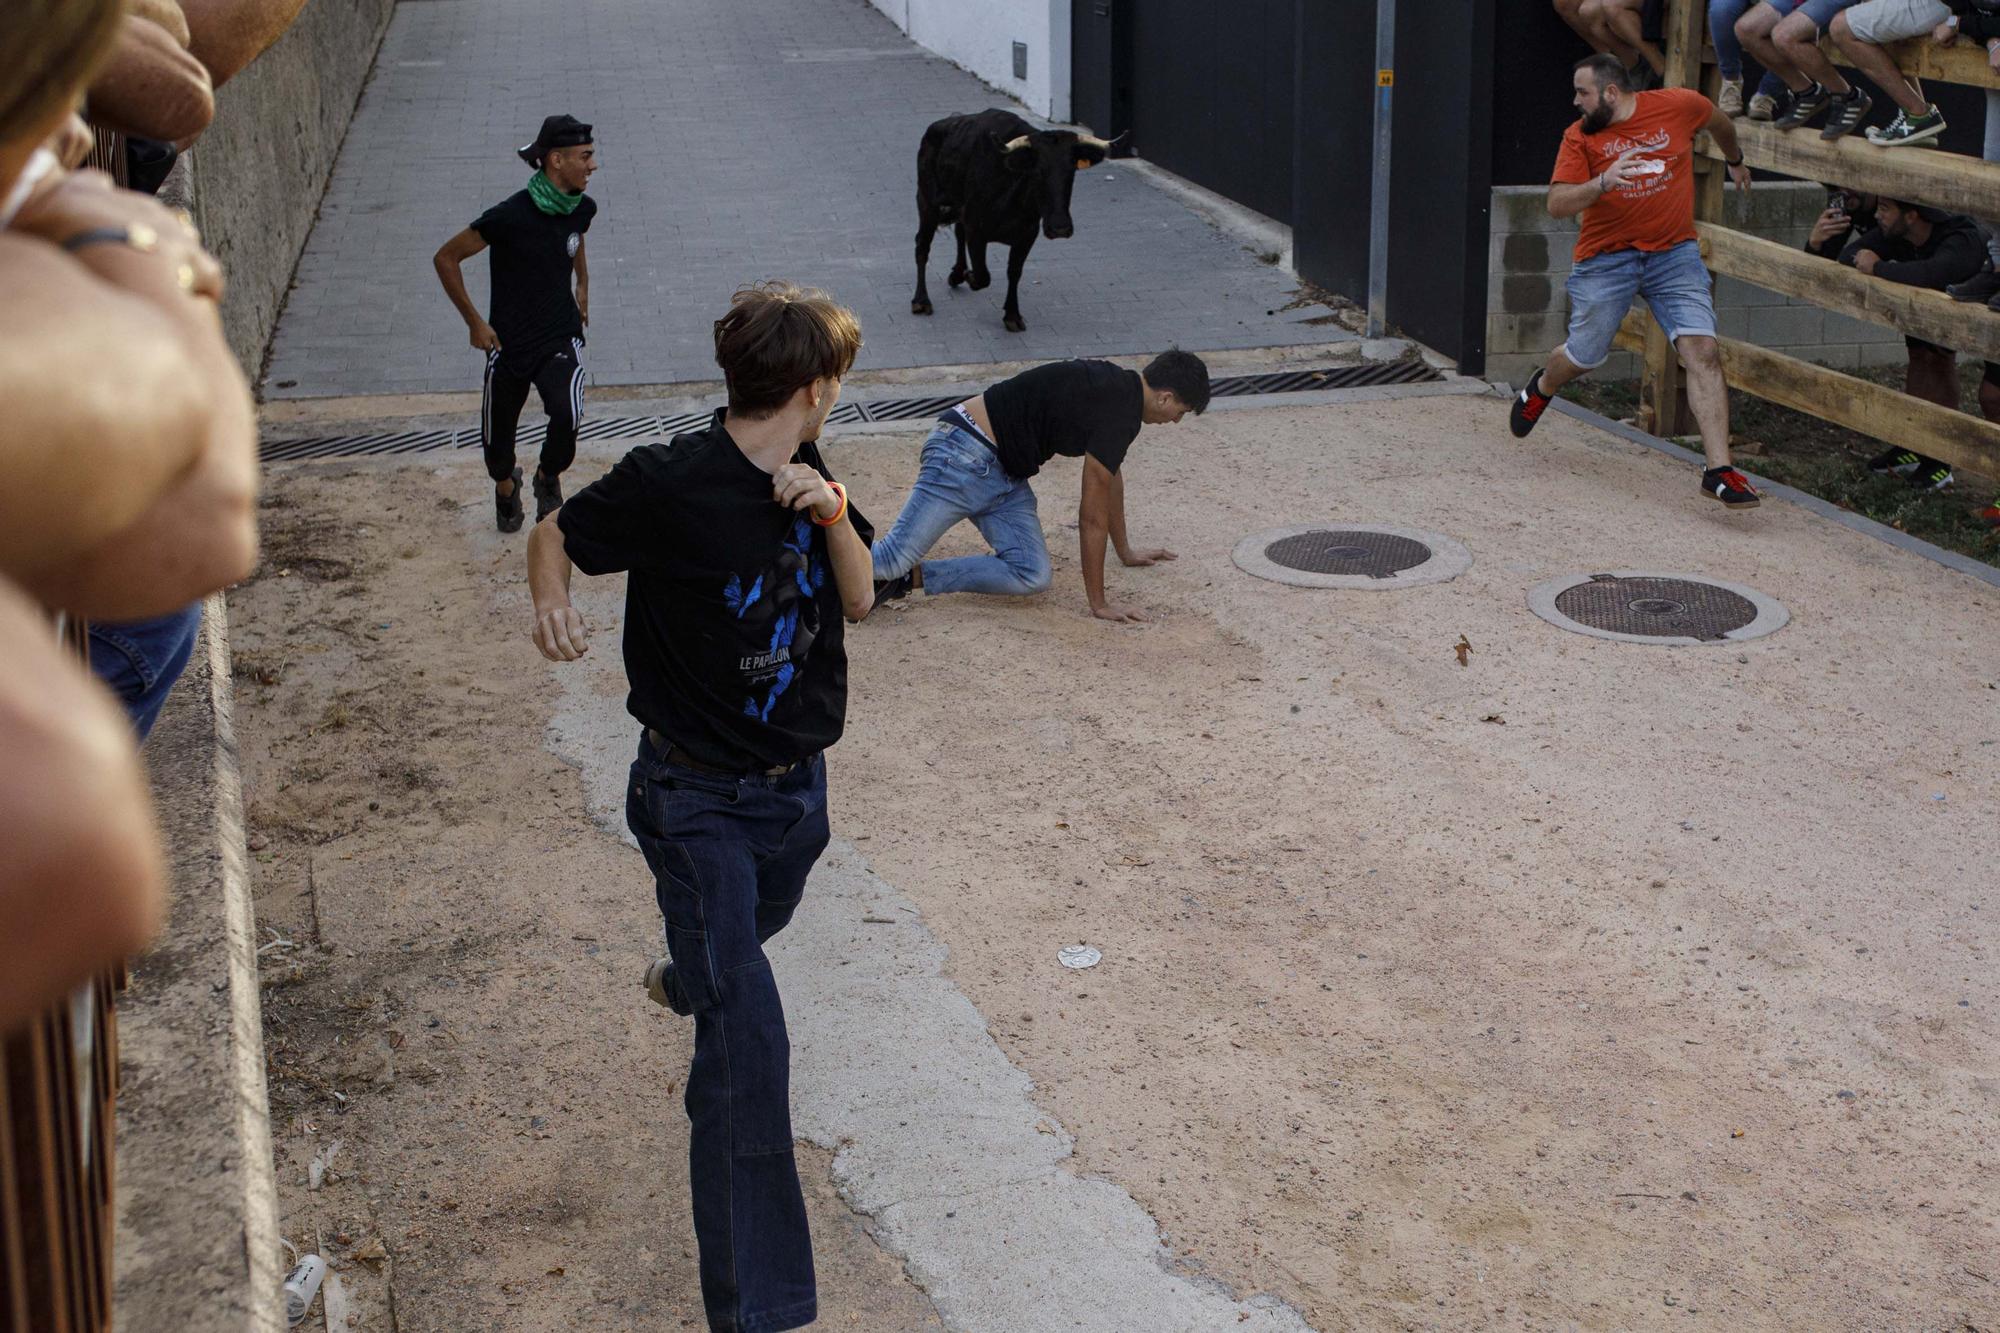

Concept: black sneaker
[[495, 467, 525, 533], [1703, 465, 1761, 509], [1773, 83, 1830, 130], [1867, 104, 1946, 147], [643, 958, 694, 1016], [1819, 88, 1873, 140], [1949, 267, 2000, 302], [1908, 460, 1954, 491], [873, 571, 915, 603], [531, 469, 563, 522], [1868, 446, 1924, 476], [1510, 370, 1554, 439]]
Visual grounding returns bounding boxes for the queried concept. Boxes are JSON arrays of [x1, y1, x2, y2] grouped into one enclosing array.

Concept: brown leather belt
[[646, 728, 805, 779]]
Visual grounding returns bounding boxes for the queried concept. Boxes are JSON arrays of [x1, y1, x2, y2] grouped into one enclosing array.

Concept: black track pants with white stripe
[[481, 339, 584, 482]]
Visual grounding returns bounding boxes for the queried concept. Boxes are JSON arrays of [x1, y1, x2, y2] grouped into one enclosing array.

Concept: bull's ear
[[1074, 141, 1109, 169]]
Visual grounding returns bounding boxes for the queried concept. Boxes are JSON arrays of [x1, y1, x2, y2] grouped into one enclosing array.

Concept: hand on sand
[[1119, 547, 1176, 567], [1091, 601, 1149, 624]]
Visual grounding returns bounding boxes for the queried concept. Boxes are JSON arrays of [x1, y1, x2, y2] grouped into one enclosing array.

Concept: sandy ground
[[235, 472, 943, 1330], [236, 391, 1999, 1330]]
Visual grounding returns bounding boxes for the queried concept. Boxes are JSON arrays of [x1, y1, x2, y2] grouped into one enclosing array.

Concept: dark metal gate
[[1069, 0, 1133, 148], [1124, 0, 1298, 224]]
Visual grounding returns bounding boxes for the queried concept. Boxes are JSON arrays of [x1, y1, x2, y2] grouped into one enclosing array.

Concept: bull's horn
[[1002, 134, 1032, 152], [1076, 134, 1115, 151]]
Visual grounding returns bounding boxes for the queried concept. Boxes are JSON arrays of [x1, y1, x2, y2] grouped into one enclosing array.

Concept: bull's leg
[[1001, 235, 1036, 332], [913, 210, 938, 315], [965, 233, 992, 291], [947, 226, 969, 288]]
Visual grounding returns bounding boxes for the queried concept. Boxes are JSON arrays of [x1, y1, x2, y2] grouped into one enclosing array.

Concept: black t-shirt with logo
[[982, 358, 1144, 480], [555, 411, 873, 771], [470, 188, 596, 370]]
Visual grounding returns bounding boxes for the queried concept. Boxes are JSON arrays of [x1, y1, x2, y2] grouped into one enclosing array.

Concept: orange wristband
[[811, 480, 847, 527]]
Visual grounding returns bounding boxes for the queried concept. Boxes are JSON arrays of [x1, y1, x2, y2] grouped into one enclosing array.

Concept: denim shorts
[[1843, 0, 1948, 43], [1562, 240, 1717, 370]]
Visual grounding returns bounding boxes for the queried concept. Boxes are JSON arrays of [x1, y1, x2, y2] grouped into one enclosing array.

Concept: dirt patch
[[235, 464, 942, 1330]]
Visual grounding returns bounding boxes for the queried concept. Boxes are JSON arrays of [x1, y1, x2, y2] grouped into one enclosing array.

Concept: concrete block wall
[[188, 0, 396, 375], [866, 0, 1071, 121], [1486, 183, 1908, 385]]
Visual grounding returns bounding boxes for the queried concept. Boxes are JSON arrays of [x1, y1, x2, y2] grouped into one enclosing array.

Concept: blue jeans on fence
[[87, 601, 202, 742], [1710, 0, 1789, 96], [869, 420, 1053, 597], [625, 732, 827, 1333]]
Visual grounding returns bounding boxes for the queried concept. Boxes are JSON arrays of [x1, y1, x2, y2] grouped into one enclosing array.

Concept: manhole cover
[[1264, 530, 1432, 578], [1529, 572, 1788, 645], [1233, 525, 1471, 590]]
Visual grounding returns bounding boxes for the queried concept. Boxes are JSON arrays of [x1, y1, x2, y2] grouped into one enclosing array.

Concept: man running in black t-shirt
[[433, 114, 599, 532], [870, 350, 1209, 623], [527, 283, 875, 1333]]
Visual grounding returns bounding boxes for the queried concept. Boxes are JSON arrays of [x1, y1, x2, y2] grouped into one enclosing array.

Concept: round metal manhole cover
[[1529, 572, 1788, 645], [1233, 525, 1472, 590], [1263, 530, 1432, 578]]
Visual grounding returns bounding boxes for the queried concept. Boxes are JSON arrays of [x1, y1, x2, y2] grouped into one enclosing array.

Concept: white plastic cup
[[283, 1254, 327, 1327]]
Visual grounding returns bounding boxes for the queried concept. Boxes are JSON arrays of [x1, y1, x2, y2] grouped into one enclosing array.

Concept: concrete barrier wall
[[188, 0, 396, 375], [1486, 183, 1907, 385], [866, 0, 1071, 120]]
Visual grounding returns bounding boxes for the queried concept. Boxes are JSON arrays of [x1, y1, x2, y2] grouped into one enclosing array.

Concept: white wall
[[870, 0, 1072, 122]]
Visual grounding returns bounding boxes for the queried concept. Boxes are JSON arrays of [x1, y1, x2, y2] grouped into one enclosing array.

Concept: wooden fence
[[1622, 0, 2000, 479], [0, 616, 121, 1333]]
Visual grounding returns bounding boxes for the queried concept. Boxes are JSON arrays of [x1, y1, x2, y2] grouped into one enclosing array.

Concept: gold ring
[[127, 222, 160, 253], [176, 262, 196, 291], [170, 207, 197, 235]]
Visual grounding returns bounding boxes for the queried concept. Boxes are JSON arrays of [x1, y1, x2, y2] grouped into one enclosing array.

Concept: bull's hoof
[[967, 272, 992, 291], [1003, 314, 1026, 333], [912, 299, 933, 316], [946, 269, 967, 289]]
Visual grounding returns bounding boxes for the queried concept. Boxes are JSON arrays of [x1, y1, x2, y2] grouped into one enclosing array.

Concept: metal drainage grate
[[1210, 361, 1441, 396], [1233, 524, 1471, 590], [1264, 529, 1431, 579], [259, 362, 1444, 462], [1529, 572, 1789, 646]]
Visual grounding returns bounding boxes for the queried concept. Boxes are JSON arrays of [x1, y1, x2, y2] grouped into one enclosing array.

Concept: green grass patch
[[1558, 365, 2000, 568]]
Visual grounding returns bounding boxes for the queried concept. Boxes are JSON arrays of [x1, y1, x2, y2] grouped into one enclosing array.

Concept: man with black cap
[[433, 114, 598, 531]]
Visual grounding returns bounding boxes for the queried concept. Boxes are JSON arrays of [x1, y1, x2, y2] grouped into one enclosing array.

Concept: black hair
[[1574, 53, 1630, 93], [1144, 348, 1211, 414]]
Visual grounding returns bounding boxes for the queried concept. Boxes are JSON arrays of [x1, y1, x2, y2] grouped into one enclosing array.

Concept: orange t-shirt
[[1551, 88, 1714, 263]]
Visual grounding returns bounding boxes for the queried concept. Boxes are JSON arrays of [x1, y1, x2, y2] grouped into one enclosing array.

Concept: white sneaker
[[1719, 77, 1745, 117], [1747, 92, 1778, 122]]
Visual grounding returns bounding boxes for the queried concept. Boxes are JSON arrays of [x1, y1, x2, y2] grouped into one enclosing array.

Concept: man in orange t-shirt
[[1509, 54, 1764, 509]]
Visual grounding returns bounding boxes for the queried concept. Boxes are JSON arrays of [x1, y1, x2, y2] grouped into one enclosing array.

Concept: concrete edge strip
[[1232, 523, 1475, 590], [1544, 396, 2000, 591], [202, 592, 287, 1330], [1525, 570, 1791, 647]]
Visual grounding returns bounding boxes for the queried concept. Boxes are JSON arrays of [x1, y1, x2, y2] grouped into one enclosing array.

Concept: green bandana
[[528, 171, 583, 216]]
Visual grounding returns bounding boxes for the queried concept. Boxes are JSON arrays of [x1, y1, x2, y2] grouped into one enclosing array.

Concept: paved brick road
[[261, 0, 1343, 399]]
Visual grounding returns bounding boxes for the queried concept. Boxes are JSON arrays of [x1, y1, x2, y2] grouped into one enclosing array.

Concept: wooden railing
[[1, 617, 121, 1333], [1626, 0, 2000, 479]]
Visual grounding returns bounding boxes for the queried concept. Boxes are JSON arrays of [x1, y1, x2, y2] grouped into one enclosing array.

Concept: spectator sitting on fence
[[1807, 186, 1992, 487], [1711, 0, 1795, 116], [1736, 0, 1876, 137], [1827, 0, 1962, 143], [1554, 0, 1665, 89]]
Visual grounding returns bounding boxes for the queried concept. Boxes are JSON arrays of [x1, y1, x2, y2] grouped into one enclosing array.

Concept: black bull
[[911, 109, 1114, 333]]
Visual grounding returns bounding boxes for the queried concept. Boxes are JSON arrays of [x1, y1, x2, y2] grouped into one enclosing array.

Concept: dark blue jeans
[[87, 602, 202, 742], [626, 732, 826, 1333]]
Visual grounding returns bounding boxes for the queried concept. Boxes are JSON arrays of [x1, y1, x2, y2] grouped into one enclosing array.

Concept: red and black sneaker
[[1976, 497, 2000, 528], [1510, 370, 1553, 438], [1702, 465, 1761, 509]]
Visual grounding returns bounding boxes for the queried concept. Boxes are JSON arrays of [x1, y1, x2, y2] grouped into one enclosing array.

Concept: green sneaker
[[1867, 105, 1946, 147]]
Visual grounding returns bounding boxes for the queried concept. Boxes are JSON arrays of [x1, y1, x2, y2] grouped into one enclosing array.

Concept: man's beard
[[1580, 102, 1613, 134]]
